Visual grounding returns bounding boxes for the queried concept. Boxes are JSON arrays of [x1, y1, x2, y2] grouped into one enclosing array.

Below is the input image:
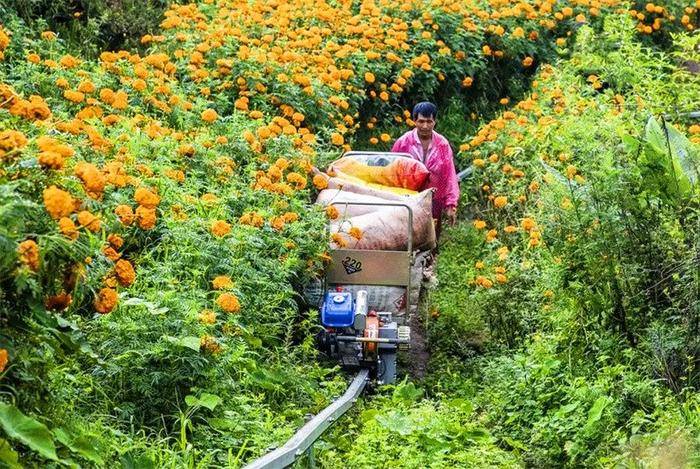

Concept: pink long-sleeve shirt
[[391, 128, 460, 219]]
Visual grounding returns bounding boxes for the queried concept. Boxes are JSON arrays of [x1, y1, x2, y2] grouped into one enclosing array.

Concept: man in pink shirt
[[391, 102, 460, 239]]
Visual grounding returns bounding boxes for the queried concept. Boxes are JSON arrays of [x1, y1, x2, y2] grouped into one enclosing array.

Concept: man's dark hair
[[412, 101, 437, 120]]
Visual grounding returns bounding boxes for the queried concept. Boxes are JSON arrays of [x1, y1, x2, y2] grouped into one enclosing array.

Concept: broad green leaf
[[0, 438, 21, 468], [121, 452, 155, 469], [0, 403, 58, 461], [376, 411, 414, 436], [360, 409, 378, 422], [53, 428, 104, 465], [585, 396, 609, 429], [185, 393, 221, 411], [665, 122, 700, 185], [163, 336, 200, 351], [392, 381, 423, 404]]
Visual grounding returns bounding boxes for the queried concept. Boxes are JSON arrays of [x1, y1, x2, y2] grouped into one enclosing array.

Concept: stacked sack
[[314, 152, 436, 317]]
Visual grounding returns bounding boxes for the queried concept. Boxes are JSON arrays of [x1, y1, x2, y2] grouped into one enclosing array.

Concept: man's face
[[414, 113, 435, 138]]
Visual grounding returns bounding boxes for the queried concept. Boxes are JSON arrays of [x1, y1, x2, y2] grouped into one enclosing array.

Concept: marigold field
[[1, 0, 700, 466]]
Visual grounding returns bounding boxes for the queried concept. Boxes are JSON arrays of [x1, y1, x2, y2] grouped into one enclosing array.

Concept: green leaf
[[163, 336, 200, 351], [0, 403, 58, 461], [53, 428, 104, 465], [392, 381, 423, 404], [0, 438, 21, 468], [585, 396, 609, 429], [376, 411, 414, 436], [185, 393, 221, 411], [360, 409, 378, 422]]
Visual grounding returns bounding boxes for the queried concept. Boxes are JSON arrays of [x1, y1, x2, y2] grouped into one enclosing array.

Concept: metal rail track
[[243, 368, 370, 469]]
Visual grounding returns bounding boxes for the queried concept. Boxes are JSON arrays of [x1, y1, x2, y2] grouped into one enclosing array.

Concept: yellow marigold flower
[[504, 225, 517, 234], [364, 72, 375, 83], [475, 261, 485, 269], [94, 287, 118, 314], [286, 172, 307, 190], [495, 273, 508, 284], [43, 186, 74, 219], [486, 229, 498, 242], [199, 309, 217, 325], [349, 227, 363, 240], [497, 246, 509, 260], [216, 292, 241, 313], [115, 205, 135, 225], [115, 259, 136, 287], [17, 240, 40, 271], [201, 108, 218, 123], [462, 76, 473, 87], [0, 349, 8, 373], [494, 196, 508, 209], [212, 276, 234, 290], [41, 31, 56, 41], [522, 56, 533, 67], [249, 110, 263, 119], [211, 220, 231, 237], [58, 217, 78, 240], [473, 219, 487, 230], [74, 162, 106, 195]]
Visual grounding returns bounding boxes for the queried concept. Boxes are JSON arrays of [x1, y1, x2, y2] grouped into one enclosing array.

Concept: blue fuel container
[[321, 291, 354, 327]]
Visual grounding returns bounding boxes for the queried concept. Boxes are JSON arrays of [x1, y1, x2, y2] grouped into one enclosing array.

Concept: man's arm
[[442, 145, 460, 224]]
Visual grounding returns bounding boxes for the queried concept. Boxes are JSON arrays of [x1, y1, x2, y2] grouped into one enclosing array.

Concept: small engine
[[317, 289, 410, 384]]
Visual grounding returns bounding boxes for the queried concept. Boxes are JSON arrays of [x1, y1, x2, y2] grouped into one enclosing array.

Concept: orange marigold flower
[[211, 220, 231, 237], [364, 72, 375, 83], [115, 205, 135, 225], [107, 233, 124, 249], [17, 240, 40, 271], [102, 246, 121, 261], [495, 273, 508, 284], [74, 162, 106, 195], [330, 132, 344, 146], [201, 108, 218, 123], [283, 211, 299, 223], [313, 174, 329, 190], [270, 216, 285, 231], [64, 90, 85, 103], [58, 217, 79, 240], [349, 227, 363, 240], [135, 205, 157, 230], [43, 185, 74, 219], [216, 292, 241, 313], [212, 276, 234, 290], [521, 217, 536, 231], [494, 196, 508, 209], [94, 287, 118, 314], [0, 349, 7, 373], [326, 205, 339, 220], [504, 225, 518, 234], [473, 219, 487, 230], [77, 210, 101, 232], [134, 187, 160, 208], [115, 259, 135, 287], [286, 172, 307, 190], [331, 232, 347, 248], [46, 293, 72, 311], [475, 275, 493, 288]]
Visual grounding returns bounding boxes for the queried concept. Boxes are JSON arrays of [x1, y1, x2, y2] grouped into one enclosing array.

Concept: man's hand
[[445, 207, 457, 225]]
